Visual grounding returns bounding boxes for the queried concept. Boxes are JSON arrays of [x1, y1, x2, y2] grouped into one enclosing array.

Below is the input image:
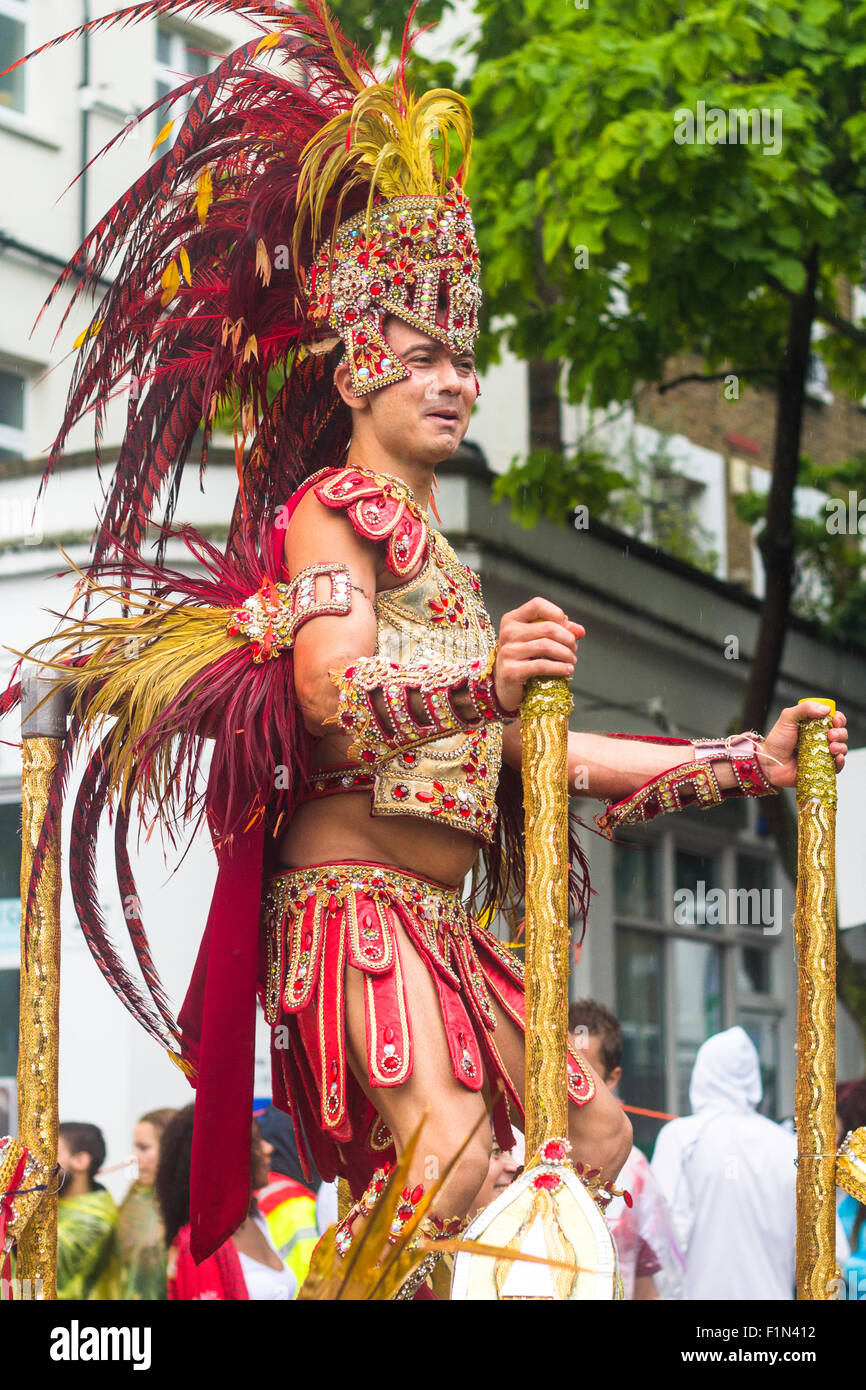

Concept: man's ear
[[333, 360, 369, 413], [606, 1066, 623, 1094]]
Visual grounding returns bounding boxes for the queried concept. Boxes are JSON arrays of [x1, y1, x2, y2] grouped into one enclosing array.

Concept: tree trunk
[[528, 357, 563, 454], [737, 245, 866, 1047], [741, 244, 819, 734]]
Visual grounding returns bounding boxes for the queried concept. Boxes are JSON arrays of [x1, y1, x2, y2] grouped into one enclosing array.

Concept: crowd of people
[[54, 1004, 866, 1301]]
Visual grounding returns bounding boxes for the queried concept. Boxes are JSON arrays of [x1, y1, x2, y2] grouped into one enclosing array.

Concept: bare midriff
[[277, 732, 481, 888]]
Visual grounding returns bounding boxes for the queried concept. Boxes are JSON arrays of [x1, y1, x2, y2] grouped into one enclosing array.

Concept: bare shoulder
[[283, 486, 378, 588]]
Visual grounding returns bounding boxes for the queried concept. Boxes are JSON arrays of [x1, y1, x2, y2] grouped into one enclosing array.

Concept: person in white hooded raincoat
[[650, 1025, 848, 1300]]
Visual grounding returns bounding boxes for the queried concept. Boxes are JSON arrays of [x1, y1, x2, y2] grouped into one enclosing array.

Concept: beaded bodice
[[305, 467, 502, 843]]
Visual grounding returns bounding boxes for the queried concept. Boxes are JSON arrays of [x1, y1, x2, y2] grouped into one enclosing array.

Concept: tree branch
[[764, 274, 866, 351], [657, 367, 778, 394]]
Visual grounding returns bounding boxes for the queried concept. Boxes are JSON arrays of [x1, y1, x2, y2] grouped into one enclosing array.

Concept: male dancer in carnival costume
[[6, 2, 848, 1297]]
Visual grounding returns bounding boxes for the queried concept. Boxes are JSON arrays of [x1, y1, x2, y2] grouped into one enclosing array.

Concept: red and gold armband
[[328, 648, 518, 764], [594, 730, 777, 836], [227, 563, 352, 662]]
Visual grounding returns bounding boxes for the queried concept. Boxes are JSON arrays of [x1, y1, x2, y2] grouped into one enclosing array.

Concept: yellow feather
[[13, 571, 244, 816], [294, 63, 473, 267]]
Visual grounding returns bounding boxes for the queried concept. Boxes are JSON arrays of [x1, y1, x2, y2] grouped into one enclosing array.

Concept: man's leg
[[343, 918, 492, 1222]]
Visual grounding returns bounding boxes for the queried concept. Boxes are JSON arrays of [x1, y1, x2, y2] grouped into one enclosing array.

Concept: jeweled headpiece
[[295, 63, 481, 395]]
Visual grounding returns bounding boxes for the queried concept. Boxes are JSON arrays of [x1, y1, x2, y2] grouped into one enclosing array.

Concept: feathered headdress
[[3, 0, 482, 1041], [6, 0, 479, 577]]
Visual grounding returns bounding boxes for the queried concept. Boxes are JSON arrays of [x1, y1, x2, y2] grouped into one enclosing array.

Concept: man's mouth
[[427, 408, 460, 424]]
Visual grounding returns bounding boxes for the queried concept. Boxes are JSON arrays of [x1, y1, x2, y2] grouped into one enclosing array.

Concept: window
[[0, 367, 25, 463], [614, 819, 781, 1154], [0, 0, 27, 115], [154, 22, 218, 146]]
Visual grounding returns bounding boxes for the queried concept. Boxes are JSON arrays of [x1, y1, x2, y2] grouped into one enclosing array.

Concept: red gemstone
[[411, 1184, 424, 1203], [533, 1173, 561, 1192], [542, 1140, 567, 1162], [384, 1025, 394, 1043], [623, 1190, 634, 1209], [344, 308, 358, 323]]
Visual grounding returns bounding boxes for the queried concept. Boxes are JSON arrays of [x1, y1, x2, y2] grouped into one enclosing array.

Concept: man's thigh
[[343, 919, 489, 1155]]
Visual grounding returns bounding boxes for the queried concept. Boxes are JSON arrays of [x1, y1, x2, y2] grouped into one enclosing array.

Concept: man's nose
[[437, 357, 462, 393]]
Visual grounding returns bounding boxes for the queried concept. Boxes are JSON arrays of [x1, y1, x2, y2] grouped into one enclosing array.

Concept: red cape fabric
[[168, 1224, 249, 1301], [178, 470, 328, 1264]]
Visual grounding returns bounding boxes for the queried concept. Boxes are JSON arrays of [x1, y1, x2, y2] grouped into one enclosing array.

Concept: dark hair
[[155, 1104, 195, 1249], [837, 1080, 866, 1248], [59, 1122, 106, 1182], [568, 999, 623, 1077], [837, 1080, 866, 1137], [137, 1108, 177, 1138]]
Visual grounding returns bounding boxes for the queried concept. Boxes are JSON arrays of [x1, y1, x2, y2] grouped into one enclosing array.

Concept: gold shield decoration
[[451, 1137, 619, 1300]]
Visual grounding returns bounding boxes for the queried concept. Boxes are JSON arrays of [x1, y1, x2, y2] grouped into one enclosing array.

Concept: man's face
[[357, 319, 478, 466], [488, 1141, 522, 1194]]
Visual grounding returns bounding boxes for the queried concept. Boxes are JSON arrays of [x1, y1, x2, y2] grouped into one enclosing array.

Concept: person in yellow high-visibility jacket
[[255, 1172, 319, 1292]]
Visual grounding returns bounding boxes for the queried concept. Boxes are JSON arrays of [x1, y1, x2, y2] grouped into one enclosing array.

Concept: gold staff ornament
[[452, 677, 619, 1300], [793, 696, 837, 1301], [15, 669, 68, 1301]]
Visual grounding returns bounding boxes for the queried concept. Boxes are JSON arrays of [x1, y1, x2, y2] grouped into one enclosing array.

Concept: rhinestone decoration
[[307, 181, 482, 397]]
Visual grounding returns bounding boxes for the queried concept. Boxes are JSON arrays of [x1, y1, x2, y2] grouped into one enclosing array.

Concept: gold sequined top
[[302, 467, 502, 843]]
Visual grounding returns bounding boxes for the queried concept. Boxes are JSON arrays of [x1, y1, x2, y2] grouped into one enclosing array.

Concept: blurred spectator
[[469, 1126, 524, 1218], [836, 1079, 866, 1300], [569, 1000, 684, 1300], [158, 1106, 297, 1300], [255, 1106, 318, 1289], [108, 1108, 176, 1300], [651, 1026, 799, 1299], [257, 1104, 319, 1189], [57, 1122, 116, 1300]]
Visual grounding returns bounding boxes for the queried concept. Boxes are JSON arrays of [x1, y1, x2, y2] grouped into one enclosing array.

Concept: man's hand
[[494, 597, 585, 713], [761, 702, 849, 788]]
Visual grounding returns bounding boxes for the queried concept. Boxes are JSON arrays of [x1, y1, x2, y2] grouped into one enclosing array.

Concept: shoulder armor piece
[[313, 467, 429, 577]]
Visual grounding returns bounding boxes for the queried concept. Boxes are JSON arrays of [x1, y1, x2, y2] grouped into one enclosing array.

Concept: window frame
[[153, 20, 222, 149], [0, 364, 27, 462], [0, 0, 30, 120], [614, 805, 783, 1132]]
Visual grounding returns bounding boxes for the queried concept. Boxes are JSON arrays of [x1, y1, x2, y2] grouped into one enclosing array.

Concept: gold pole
[[520, 676, 573, 1153], [16, 671, 67, 1301], [793, 697, 837, 1301]]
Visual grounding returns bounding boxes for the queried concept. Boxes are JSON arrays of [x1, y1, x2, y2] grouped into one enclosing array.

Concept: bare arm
[[287, 490, 380, 738], [286, 493, 503, 739], [502, 705, 849, 801]]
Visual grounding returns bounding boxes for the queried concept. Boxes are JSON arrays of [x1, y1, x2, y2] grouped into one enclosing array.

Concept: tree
[[464, 0, 866, 1034]]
